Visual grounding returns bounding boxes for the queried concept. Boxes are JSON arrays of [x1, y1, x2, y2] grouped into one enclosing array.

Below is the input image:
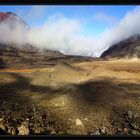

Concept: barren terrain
[[0, 58, 140, 135]]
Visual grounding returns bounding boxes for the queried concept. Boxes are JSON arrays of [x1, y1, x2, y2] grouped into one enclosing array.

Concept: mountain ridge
[[101, 34, 140, 58]]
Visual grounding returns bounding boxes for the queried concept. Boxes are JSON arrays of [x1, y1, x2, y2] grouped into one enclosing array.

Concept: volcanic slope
[[101, 34, 140, 58]]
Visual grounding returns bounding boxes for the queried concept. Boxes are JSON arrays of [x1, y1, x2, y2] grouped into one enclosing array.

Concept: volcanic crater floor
[[0, 59, 140, 135]]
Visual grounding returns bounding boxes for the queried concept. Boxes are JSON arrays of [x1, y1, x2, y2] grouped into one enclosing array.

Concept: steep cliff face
[[101, 34, 140, 58]]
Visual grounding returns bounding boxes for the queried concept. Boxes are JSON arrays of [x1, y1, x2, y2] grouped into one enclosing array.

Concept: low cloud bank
[[1, 7, 140, 57]]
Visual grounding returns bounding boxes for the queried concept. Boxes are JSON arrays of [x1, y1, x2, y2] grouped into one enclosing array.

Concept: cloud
[[0, 18, 29, 46], [97, 6, 140, 53], [27, 15, 81, 49], [1, 6, 140, 57]]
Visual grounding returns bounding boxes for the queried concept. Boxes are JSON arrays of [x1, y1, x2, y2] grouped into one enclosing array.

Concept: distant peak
[[0, 11, 29, 29], [0, 12, 17, 21], [6, 12, 17, 16]]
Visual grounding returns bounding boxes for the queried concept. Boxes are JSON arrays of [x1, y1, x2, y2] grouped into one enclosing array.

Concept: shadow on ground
[[0, 73, 140, 135], [69, 77, 140, 106], [0, 58, 7, 69]]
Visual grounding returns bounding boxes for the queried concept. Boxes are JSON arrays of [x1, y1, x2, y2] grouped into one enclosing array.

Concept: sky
[[0, 5, 139, 57], [0, 5, 136, 36]]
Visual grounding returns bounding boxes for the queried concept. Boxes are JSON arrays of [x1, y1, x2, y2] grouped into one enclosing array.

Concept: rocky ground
[[0, 59, 140, 136], [0, 100, 140, 135]]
